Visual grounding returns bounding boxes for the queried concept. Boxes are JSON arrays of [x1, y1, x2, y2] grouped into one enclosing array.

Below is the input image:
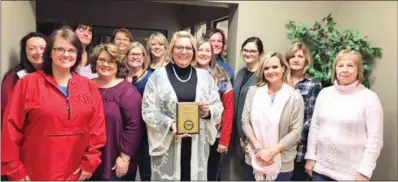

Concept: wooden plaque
[[176, 102, 200, 134]]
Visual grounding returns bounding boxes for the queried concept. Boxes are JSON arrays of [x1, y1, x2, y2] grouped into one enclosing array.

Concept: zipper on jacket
[[66, 79, 71, 120]]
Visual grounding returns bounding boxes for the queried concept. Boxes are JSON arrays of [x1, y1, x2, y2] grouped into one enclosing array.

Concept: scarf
[[249, 83, 290, 180]]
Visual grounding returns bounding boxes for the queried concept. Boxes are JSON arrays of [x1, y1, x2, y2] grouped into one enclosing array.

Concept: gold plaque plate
[[176, 102, 200, 134]]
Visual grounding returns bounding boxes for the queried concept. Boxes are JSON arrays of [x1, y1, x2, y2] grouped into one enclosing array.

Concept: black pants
[[181, 137, 192, 181], [292, 161, 311, 181], [1, 175, 8, 181], [131, 132, 151, 181], [207, 138, 222, 181]]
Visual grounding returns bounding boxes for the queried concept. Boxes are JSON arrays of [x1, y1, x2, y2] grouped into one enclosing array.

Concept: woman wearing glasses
[[142, 31, 223, 180], [226, 37, 264, 180], [125, 42, 153, 181], [89, 43, 142, 181], [1, 27, 106, 181]]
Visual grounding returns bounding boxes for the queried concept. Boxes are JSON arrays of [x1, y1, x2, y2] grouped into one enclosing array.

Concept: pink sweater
[[305, 81, 383, 180]]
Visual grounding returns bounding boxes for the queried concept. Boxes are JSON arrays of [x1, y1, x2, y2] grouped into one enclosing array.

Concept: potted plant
[[285, 13, 383, 87]]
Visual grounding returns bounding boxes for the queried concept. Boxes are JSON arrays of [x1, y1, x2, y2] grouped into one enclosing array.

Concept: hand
[[199, 101, 210, 117], [112, 156, 130, 178], [171, 122, 192, 139], [305, 160, 315, 177], [18, 176, 30, 181], [257, 149, 274, 163], [355, 173, 369, 181], [217, 144, 228, 153], [73, 168, 92, 181]]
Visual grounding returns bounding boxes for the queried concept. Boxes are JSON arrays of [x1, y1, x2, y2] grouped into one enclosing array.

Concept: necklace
[[172, 65, 192, 83]]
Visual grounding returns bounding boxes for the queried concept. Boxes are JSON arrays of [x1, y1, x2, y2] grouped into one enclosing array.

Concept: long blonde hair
[[146, 32, 169, 65], [285, 42, 313, 76], [256, 52, 291, 87], [193, 38, 230, 82]]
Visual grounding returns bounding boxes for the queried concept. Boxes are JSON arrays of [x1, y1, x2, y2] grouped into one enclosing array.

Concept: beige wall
[[1, 1, 36, 79], [225, 1, 339, 71], [334, 1, 398, 180]]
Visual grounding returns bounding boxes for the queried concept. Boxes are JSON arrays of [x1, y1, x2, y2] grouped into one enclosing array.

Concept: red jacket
[[1, 71, 106, 180], [1, 71, 18, 122]]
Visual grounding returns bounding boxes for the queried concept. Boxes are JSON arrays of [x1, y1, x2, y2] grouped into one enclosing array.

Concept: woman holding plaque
[[193, 38, 234, 181], [241, 52, 304, 181], [142, 31, 223, 181]]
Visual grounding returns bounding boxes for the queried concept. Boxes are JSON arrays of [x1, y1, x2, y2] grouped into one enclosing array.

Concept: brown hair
[[111, 28, 134, 43], [89, 43, 127, 78], [331, 49, 364, 83], [42, 26, 83, 75], [285, 42, 313, 76], [256, 52, 291, 87]]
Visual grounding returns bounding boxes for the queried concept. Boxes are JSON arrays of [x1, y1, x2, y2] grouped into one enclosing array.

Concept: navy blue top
[[216, 58, 234, 85], [132, 71, 153, 95]]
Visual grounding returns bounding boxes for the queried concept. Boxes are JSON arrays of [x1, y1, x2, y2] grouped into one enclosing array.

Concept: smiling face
[[263, 56, 285, 84], [288, 49, 307, 72], [114, 32, 130, 52], [74, 26, 92, 47], [197, 42, 212, 68], [127, 47, 145, 69], [172, 37, 194, 68], [242, 42, 260, 64], [150, 39, 166, 59], [95, 50, 118, 80], [26, 37, 46, 68], [209, 32, 223, 55], [335, 54, 359, 86], [51, 36, 78, 71]]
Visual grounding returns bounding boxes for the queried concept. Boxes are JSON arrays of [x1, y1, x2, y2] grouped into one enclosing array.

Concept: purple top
[[96, 80, 142, 179]]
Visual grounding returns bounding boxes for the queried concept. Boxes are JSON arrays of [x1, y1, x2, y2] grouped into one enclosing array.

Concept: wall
[[225, 1, 339, 73], [334, 1, 398, 180], [1, 1, 36, 79], [36, 1, 182, 38]]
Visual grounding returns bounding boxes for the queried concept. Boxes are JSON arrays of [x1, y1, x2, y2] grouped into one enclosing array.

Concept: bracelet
[[253, 147, 264, 154]]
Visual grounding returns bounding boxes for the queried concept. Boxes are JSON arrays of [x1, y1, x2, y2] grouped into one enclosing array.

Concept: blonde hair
[[146, 32, 169, 64], [331, 49, 364, 83], [127, 42, 150, 71], [167, 31, 198, 64], [89, 43, 127, 78], [256, 52, 291, 87], [193, 38, 229, 82], [285, 42, 313, 76]]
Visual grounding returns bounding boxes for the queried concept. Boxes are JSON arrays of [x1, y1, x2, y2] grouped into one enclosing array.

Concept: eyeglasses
[[97, 58, 117, 65], [242, 49, 258, 55], [128, 53, 143, 57], [53, 47, 78, 56], [174, 45, 193, 52]]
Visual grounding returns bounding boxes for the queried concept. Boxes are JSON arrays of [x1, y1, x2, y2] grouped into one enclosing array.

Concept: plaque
[[176, 102, 200, 134]]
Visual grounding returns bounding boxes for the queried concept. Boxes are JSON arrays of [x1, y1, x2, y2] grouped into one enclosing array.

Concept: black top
[[239, 69, 254, 91], [166, 63, 197, 102]]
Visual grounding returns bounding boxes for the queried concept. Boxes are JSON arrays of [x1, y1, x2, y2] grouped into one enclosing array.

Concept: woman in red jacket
[[193, 38, 234, 181], [1, 32, 47, 122], [1, 27, 106, 181]]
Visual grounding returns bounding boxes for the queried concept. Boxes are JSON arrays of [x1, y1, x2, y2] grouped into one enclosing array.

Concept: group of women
[[1, 23, 383, 181]]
